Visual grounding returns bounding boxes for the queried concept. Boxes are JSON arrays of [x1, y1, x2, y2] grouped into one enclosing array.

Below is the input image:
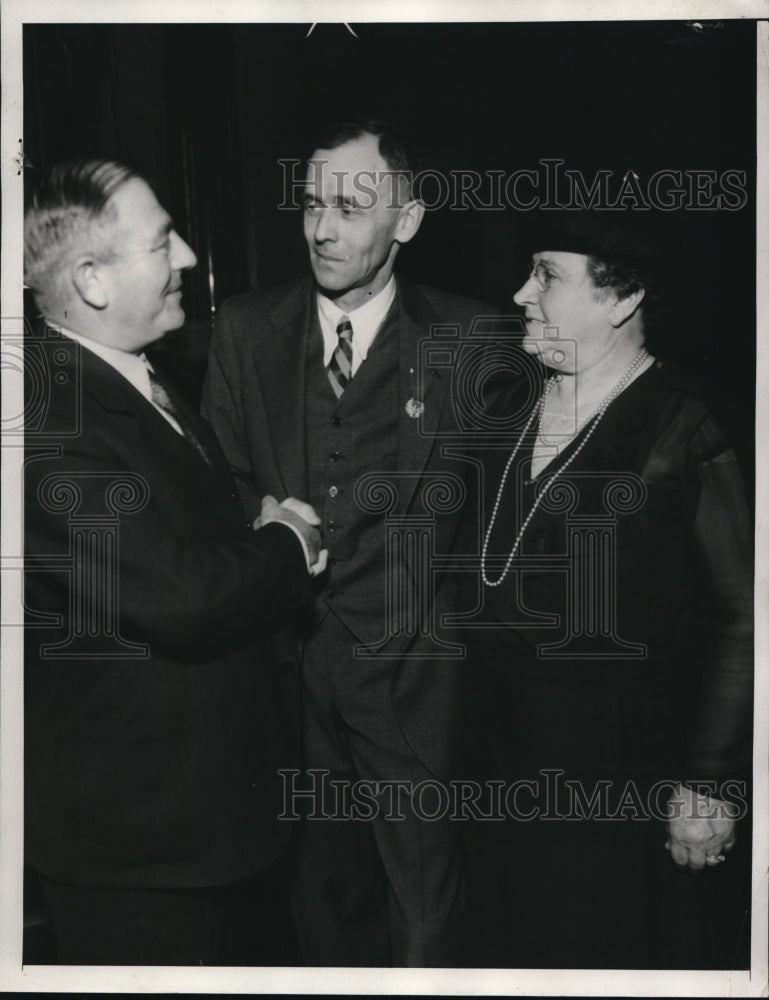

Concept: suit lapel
[[240, 277, 450, 512], [77, 342, 234, 491], [256, 280, 313, 499], [396, 280, 451, 515]]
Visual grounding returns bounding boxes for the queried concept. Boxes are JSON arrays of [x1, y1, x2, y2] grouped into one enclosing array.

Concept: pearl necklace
[[481, 348, 650, 588]]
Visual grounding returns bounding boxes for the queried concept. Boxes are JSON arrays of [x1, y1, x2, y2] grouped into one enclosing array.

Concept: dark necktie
[[327, 316, 354, 399], [146, 366, 214, 468]]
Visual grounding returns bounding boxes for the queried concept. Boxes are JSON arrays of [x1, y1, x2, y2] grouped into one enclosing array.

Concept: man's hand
[[255, 495, 328, 577], [665, 783, 737, 873]]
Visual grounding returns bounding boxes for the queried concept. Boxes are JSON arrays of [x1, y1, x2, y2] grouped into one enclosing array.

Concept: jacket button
[[331, 415, 343, 426], [279, 661, 295, 676]]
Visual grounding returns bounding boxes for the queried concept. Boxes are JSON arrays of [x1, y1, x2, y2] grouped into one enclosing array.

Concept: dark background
[[23, 19, 756, 436]]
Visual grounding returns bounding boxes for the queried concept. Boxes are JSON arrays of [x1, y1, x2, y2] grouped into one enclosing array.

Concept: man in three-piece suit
[[23, 159, 326, 965], [202, 119, 495, 966]]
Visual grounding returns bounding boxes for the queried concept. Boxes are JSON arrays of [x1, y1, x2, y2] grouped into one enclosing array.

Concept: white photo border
[[2, 1, 767, 994]]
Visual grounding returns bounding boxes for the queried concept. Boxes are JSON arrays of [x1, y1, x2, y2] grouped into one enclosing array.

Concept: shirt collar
[[316, 275, 397, 369]]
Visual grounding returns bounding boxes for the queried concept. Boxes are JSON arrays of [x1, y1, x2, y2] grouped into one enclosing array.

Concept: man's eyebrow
[[331, 195, 362, 209], [301, 192, 363, 210]]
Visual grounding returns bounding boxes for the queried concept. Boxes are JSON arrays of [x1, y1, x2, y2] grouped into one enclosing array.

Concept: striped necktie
[[327, 316, 353, 399], [146, 366, 214, 469]]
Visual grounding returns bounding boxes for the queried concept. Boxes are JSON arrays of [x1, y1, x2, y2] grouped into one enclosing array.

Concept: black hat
[[521, 209, 671, 271]]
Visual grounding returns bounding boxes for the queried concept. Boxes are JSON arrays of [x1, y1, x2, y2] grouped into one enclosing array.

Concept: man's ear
[[394, 200, 425, 246], [72, 255, 108, 310], [610, 287, 645, 328]]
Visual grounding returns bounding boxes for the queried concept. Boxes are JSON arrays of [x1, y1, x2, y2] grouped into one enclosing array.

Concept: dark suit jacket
[[202, 276, 498, 778], [24, 332, 311, 889]]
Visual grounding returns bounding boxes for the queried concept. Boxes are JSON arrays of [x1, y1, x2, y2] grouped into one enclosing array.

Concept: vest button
[[331, 415, 343, 426], [327, 589, 337, 599], [329, 450, 341, 462], [328, 485, 339, 498], [279, 661, 295, 676]]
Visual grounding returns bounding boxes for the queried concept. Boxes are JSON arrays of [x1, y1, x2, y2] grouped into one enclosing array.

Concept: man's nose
[[313, 208, 338, 243], [169, 230, 197, 270], [513, 274, 538, 306]]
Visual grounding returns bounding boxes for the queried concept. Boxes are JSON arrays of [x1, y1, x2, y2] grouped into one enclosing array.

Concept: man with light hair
[[24, 159, 324, 965]]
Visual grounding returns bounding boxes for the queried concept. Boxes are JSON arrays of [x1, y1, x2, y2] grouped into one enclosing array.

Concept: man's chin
[[162, 305, 187, 332], [312, 276, 349, 300]]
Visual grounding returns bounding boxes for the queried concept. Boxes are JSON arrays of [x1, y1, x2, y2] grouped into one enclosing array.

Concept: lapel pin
[[406, 366, 424, 418], [405, 398, 424, 419]]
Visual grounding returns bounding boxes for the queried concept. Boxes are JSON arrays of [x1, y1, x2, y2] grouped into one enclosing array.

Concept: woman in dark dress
[[460, 216, 753, 970]]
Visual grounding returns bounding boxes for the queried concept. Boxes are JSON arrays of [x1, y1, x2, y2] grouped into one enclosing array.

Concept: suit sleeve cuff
[[270, 521, 313, 572]]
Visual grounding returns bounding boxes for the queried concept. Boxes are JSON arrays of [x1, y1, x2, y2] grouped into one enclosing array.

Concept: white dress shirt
[[316, 274, 396, 375]]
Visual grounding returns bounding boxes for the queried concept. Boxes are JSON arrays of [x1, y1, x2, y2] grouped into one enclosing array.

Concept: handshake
[[255, 495, 328, 577]]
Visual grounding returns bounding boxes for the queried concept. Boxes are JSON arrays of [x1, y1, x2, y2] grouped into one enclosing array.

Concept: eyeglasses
[[527, 261, 555, 293]]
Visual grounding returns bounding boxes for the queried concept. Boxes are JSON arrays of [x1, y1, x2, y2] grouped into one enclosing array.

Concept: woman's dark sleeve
[[683, 412, 754, 784]]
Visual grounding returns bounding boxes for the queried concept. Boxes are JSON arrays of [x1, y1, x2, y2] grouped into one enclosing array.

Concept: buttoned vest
[[305, 302, 400, 644]]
